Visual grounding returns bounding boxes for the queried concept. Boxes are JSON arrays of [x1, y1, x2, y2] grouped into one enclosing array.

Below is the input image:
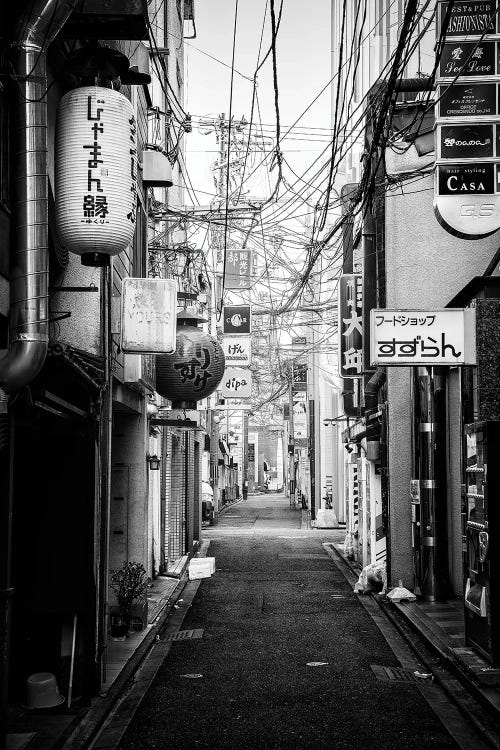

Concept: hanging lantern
[[156, 311, 225, 408], [55, 86, 137, 267]]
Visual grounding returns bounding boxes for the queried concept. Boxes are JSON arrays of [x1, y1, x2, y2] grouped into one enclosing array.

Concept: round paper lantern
[[55, 86, 137, 266], [156, 312, 225, 408]]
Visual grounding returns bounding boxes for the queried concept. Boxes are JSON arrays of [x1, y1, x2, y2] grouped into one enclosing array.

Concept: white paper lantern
[[55, 86, 137, 263]]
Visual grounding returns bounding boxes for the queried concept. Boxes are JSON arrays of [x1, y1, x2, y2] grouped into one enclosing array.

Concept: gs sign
[[434, 163, 500, 238]]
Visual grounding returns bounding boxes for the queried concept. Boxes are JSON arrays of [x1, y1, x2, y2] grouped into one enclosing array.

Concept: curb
[[324, 542, 500, 745], [57, 562, 195, 749]]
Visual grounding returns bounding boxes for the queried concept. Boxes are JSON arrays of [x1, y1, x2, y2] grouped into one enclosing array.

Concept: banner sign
[[121, 278, 177, 354], [292, 363, 308, 390], [223, 336, 251, 365], [370, 309, 476, 366], [292, 391, 308, 440], [223, 305, 251, 334], [437, 123, 494, 160], [225, 249, 253, 289], [214, 401, 252, 410], [291, 336, 307, 349], [438, 1, 497, 38], [220, 368, 252, 398], [338, 274, 363, 378]]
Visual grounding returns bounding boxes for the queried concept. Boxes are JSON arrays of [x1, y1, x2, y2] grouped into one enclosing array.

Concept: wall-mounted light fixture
[[323, 416, 350, 428], [147, 453, 161, 470]]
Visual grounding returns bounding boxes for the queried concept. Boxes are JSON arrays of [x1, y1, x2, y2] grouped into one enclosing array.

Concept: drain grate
[[278, 554, 328, 560], [164, 628, 204, 642], [371, 665, 426, 684]]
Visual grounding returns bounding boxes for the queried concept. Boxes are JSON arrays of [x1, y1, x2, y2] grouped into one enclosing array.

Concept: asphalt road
[[117, 495, 461, 750]]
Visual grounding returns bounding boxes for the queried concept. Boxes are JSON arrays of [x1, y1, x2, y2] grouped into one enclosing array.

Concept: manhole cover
[[371, 665, 427, 684], [164, 629, 204, 642]]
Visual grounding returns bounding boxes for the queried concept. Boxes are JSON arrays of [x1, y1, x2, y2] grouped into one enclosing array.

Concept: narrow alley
[[87, 494, 487, 750]]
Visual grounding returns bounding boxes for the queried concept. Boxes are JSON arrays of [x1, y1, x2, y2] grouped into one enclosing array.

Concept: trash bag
[[354, 561, 387, 595]]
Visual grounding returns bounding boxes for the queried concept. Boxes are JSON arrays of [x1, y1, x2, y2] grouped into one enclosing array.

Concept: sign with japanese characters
[[438, 1, 497, 38], [439, 41, 496, 78], [338, 274, 363, 378], [220, 368, 252, 399], [223, 336, 251, 365], [223, 305, 251, 334], [55, 86, 137, 260], [437, 123, 494, 160], [370, 309, 476, 366], [121, 278, 177, 354], [437, 82, 498, 119], [225, 249, 253, 289]]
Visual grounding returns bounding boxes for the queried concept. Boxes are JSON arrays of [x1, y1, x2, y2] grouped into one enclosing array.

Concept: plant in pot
[[109, 561, 150, 640]]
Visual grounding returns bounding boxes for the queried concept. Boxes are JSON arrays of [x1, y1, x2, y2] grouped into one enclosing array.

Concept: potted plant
[[109, 561, 150, 639]]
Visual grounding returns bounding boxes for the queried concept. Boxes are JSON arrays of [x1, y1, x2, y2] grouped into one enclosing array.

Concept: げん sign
[[121, 278, 177, 354], [220, 368, 252, 399], [370, 309, 476, 366], [223, 305, 251, 334], [339, 274, 363, 378], [223, 336, 251, 365]]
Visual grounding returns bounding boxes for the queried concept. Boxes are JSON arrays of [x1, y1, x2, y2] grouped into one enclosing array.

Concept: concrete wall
[[385, 173, 499, 590]]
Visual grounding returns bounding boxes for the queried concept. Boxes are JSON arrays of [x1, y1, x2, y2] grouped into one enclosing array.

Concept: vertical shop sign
[[225, 249, 253, 289], [339, 274, 363, 378]]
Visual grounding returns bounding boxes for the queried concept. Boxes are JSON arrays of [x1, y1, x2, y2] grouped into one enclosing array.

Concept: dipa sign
[[220, 368, 252, 399], [223, 336, 251, 365], [121, 278, 177, 354], [370, 309, 476, 366]]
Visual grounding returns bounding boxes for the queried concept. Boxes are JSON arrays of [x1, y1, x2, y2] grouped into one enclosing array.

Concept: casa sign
[[369, 309, 476, 366], [434, 1, 500, 238]]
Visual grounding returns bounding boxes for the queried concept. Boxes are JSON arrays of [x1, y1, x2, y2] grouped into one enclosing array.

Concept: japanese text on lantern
[[82, 96, 110, 224], [174, 345, 213, 392], [339, 274, 363, 378]]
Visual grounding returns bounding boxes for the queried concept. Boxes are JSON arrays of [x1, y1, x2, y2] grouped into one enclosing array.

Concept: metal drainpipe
[[0, 0, 79, 395], [0, 2, 79, 738], [413, 366, 449, 600]]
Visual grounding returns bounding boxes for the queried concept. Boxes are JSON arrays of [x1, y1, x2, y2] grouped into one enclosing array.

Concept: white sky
[[183, 0, 332, 207]]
